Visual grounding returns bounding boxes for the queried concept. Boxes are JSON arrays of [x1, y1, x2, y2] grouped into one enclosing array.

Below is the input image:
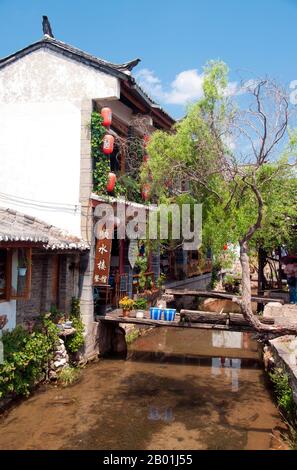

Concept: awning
[[0, 207, 89, 251]]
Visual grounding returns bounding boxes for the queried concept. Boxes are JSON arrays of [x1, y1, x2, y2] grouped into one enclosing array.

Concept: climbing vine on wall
[[91, 110, 148, 201], [91, 112, 110, 196]]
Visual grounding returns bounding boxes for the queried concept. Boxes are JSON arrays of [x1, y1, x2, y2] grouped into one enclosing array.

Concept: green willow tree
[[143, 60, 297, 334]]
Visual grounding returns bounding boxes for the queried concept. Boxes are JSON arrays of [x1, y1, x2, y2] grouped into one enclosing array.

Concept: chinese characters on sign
[[93, 229, 112, 286]]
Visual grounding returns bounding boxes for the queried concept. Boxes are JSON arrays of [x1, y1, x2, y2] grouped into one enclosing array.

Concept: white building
[[0, 21, 174, 356]]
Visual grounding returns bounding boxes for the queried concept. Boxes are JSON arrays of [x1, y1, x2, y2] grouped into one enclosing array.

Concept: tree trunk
[[258, 247, 267, 292], [239, 241, 297, 335], [239, 241, 262, 330]]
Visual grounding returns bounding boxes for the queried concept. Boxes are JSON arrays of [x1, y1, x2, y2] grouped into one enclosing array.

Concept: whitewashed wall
[[0, 48, 120, 236]]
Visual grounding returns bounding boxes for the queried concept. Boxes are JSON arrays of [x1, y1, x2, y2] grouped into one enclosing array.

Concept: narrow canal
[[0, 328, 286, 450]]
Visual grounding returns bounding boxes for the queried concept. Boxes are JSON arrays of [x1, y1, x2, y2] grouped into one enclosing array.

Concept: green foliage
[[144, 60, 297, 261], [135, 251, 149, 293], [210, 262, 221, 289], [222, 273, 241, 294], [91, 111, 111, 196], [157, 273, 167, 289], [126, 328, 140, 345], [58, 366, 81, 387], [134, 297, 148, 310], [93, 159, 110, 194], [91, 111, 144, 201], [64, 317, 84, 354], [146, 275, 153, 290], [65, 299, 85, 354], [49, 305, 65, 324], [269, 368, 297, 422], [115, 174, 142, 202], [71, 297, 81, 319], [91, 112, 106, 159], [0, 319, 59, 399]]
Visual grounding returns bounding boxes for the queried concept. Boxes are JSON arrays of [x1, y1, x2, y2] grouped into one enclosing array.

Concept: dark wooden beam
[[0, 241, 44, 248], [120, 83, 149, 114], [180, 310, 274, 326], [165, 288, 285, 305], [112, 114, 129, 136]]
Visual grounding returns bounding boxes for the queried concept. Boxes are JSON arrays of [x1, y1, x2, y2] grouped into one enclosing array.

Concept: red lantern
[[143, 154, 149, 164], [223, 244, 228, 251], [102, 134, 114, 155], [142, 183, 151, 201], [101, 107, 112, 127], [143, 134, 150, 147], [106, 172, 116, 192]]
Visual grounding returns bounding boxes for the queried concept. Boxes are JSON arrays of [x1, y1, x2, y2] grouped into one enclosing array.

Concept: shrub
[[58, 366, 81, 387], [269, 368, 297, 421], [126, 328, 140, 345], [0, 319, 59, 399], [64, 298, 85, 354], [222, 273, 241, 294], [210, 262, 221, 289], [64, 317, 85, 353]]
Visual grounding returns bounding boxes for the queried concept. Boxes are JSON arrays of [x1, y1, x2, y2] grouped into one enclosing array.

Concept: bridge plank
[[165, 289, 285, 304], [180, 310, 274, 326], [99, 311, 257, 332]]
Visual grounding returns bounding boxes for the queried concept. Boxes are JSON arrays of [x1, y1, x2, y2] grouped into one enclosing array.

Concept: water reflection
[[148, 407, 174, 423], [212, 331, 248, 349], [211, 331, 246, 392], [211, 357, 241, 392]]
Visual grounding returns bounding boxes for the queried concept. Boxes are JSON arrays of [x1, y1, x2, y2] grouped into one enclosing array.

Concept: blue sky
[[0, 0, 297, 118]]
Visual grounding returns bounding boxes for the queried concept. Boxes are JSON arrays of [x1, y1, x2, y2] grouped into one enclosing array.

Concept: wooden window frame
[[0, 247, 32, 302], [0, 248, 10, 302]]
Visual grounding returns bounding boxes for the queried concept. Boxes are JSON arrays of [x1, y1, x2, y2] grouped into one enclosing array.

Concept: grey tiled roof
[[0, 208, 89, 250], [0, 35, 175, 125], [0, 36, 139, 79]]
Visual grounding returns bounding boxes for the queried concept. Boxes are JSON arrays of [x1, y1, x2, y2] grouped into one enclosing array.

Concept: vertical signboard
[[93, 229, 113, 286]]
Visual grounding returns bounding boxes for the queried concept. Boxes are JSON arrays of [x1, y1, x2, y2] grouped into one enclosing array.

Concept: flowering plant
[[119, 296, 135, 311]]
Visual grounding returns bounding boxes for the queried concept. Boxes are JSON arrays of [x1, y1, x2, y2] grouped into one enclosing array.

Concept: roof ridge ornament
[[120, 58, 141, 72], [42, 15, 54, 38]]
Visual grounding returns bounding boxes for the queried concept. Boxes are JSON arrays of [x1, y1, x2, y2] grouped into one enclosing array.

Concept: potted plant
[[119, 296, 135, 317], [134, 297, 148, 318]]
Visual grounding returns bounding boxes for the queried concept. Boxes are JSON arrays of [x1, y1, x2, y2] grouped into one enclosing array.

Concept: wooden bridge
[[101, 308, 274, 334], [97, 288, 283, 355]]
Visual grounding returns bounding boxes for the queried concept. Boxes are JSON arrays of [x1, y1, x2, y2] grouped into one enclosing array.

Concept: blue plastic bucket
[[150, 307, 163, 320], [163, 308, 176, 322]]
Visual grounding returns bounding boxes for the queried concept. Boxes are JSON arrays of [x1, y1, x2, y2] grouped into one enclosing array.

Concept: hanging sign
[[93, 229, 113, 286], [128, 240, 138, 269]]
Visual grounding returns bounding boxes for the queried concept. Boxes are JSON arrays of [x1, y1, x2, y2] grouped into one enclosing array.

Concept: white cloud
[[135, 68, 256, 106], [135, 68, 204, 105]]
